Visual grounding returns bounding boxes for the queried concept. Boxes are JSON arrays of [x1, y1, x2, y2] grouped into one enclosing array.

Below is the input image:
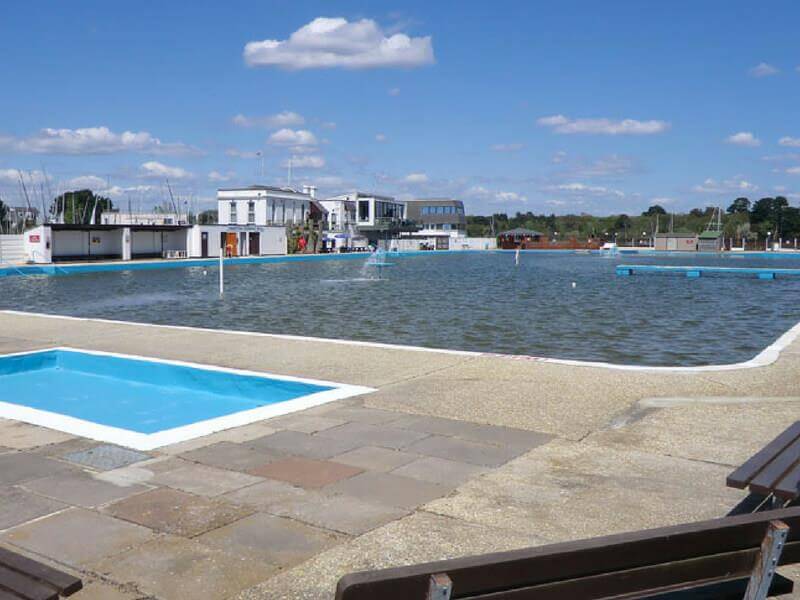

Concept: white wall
[[22, 228, 50, 263], [131, 230, 161, 255], [259, 226, 287, 255]]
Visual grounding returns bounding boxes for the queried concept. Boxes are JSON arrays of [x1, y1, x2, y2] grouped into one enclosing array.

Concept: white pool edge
[[3, 309, 800, 373], [0, 346, 375, 451]]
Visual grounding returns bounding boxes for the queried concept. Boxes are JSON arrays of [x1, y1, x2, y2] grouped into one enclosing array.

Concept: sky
[[0, 0, 799, 216]]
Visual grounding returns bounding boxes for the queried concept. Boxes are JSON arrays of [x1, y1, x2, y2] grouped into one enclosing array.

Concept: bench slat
[[727, 421, 800, 489], [0, 547, 81, 596], [0, 564, 58, 600], [461, 549, 764, 599], [750, 437, 800, 496], [335, 508, 800, 600], [774, 466, 800, 501]]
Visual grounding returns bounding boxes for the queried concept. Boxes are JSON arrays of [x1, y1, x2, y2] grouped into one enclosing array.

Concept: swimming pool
[[4, 251, 800, 366], [0, 348, 373, 449]]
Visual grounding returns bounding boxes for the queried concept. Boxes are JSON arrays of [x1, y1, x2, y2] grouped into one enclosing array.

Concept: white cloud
[[139, 161, 192, 180], [557, 154, 635, 178], [375, 133, 388, 143], [232, 111, 305, 128], [403, 173, 428, 184], [693, 175, 758, 194], [268, 128, 318, 146], [64, 175, 107, 189], [283, 155, 325, 169], [0, 169, 49, 185], [388, 87, 401, 96], [537, 115, 669, 135], [725, 131, 761, 147], [490, 143, 524, 152], [748, 62, 779, 77], [0, 126, 197, 155], [547, 182, 625, 197], [779, 136, 800, 148], [650, 196, 675, 205], [244, 17, 434, 70], [464, 185, 527, 205], [208, 170, 235, 182], [787, 167, 800, 175]]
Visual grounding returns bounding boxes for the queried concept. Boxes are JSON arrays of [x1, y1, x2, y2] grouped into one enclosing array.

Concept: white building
[[323, 192, 407, 247], [23, 223, 287, 263], [217, 185, 315, 228], [316, 196, 368, 252]]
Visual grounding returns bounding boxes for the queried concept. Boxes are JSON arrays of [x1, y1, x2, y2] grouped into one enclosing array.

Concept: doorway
[[249, 232, 260, 256], [225, 232, 238, 257], [201, 232, 209, 257]]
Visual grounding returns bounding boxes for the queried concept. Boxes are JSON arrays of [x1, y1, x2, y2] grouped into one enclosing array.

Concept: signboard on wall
[[28, 234, 40, 243], [91, 236, 102, 245]]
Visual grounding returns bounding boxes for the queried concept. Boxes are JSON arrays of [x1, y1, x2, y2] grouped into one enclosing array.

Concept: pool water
[[0, 349, 348, 447], [3, 251, 800, 366]]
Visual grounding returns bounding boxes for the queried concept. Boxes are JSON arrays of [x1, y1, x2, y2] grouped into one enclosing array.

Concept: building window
[[358, 200, 370, 221], [229, 201, 237, 224], [247, 201, 255, 224], [270, 200, 276, 224]]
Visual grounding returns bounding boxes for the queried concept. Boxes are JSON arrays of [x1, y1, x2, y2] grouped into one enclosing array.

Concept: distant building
[[316, 196, 368, 252], [402, 199, 466, 250], [217, 185, 315, 228], [498, 228, 544, 249], [326, 191, 409, 246], [4, 206, 39, 232], [697, 230, 723, 252], [654, 232, 698, 251]]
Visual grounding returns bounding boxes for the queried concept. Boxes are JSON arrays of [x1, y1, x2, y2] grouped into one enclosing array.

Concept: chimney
[[302, 185, 317, 199]]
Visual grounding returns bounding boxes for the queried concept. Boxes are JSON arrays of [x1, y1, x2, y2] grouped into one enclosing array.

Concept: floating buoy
[[571, 281, 577, 288], [203, 270, 208, 276]]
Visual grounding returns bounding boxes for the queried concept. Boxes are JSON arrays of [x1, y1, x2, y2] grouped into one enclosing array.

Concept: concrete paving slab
[[247, 430, 361, 459], [179, 441, 285, 472], [264, 413, 347, 434], [322, 406, 407, 425], [222, 479, 312, 512], [249, 457, 362, 489], [0, 421, 75, 449], [21, 470, 150, 508], [389, 414, 486, 438], [331, 446, 419, 472], [326, 472, 451, 509], [232, 511, 542, 600], [316, 421, 430, 450], [266, 491, 409, 536], [405, 435, 525, 467], [1, 508, 155, 568], [69, 580, 141, 600], [196, 512, 344, 568], [158, 422, 279, 455], [0, 452, 76, 485], [0, 487, 67, 530], [61, 445, 150, 471], [104, 487, 254, 537], [391, 456, 488, 486], [29, 438, 100, 458], [94, 535, 275, 600], [150, 463, 264, 496]]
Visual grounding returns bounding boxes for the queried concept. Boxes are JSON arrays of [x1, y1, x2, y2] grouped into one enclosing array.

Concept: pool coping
[[3, 309, 800, 374], [0, 346, 375, 450]]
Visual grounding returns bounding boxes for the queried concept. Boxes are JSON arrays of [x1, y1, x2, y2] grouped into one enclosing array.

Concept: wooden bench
[[0, 546, 82, 600], [335, 507, 800, 600], [728, 421, 800, 514]]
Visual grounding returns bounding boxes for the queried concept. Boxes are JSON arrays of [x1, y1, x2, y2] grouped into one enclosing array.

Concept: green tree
[[197, 209, 217, 225], [51, 189, 113, 225], [642, 205, 666, 216], [727, 197, 751, 214]]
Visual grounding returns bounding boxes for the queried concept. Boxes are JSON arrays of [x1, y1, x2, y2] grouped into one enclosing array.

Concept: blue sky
[[1, 0, 799, 215]]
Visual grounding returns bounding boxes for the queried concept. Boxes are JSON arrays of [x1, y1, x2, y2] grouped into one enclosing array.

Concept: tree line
[[466, 196, 798, 243]]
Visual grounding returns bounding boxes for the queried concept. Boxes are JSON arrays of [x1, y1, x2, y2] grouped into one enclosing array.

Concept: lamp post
[[766, 231, 771, 252]]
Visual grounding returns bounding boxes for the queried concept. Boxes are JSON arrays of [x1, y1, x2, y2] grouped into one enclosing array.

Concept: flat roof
[[48, 224, 190, 232]]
